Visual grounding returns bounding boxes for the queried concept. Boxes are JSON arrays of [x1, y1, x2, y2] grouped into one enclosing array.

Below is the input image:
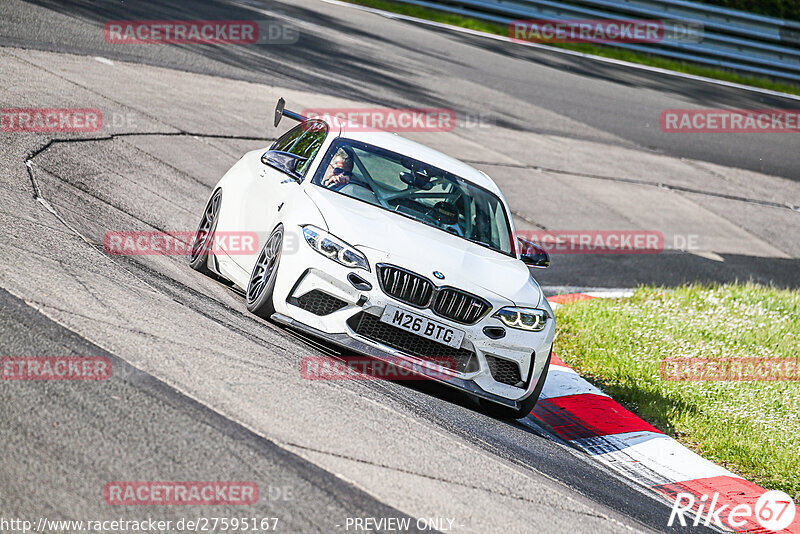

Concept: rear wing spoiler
[[274, 98, 307, 127]]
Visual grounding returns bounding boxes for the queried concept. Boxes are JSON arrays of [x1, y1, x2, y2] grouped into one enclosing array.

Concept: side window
[[292, 122, 328, 176], [271, 124, 305, 152], [270, 121, 328, 177]]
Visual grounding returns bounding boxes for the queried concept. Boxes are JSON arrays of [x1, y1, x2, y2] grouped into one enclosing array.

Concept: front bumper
[[272, 312, 531, 409], [271, 234, 555, 407]]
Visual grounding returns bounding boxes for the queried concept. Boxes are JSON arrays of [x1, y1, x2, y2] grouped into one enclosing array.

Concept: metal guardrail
[[391, 0, 800, 82]]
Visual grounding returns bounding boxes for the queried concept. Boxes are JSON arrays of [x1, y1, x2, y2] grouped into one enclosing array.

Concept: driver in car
[[321, 148, 354, 189]]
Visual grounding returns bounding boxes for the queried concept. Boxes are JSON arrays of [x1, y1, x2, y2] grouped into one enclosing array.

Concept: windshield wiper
[[468, 236, 498, 251]]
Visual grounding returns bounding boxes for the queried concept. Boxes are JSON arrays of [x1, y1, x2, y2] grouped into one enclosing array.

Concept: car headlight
[[302, 225, 370, 271], [493, 307, 549, 332]]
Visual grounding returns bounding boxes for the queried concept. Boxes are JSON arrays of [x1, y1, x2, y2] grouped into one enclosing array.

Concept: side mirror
[[518, 237, 550, 268], [261, 150, 307, 181]]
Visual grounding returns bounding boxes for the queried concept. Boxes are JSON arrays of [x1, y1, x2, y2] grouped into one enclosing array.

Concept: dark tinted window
[[271, 120, 328, 176], [272, 124, 304, 152]]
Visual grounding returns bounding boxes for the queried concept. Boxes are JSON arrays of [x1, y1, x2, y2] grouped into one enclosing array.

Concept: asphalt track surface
[[2, 0, 799, 180], [0, 0, 798, 532], [2, 0, 799, 287]]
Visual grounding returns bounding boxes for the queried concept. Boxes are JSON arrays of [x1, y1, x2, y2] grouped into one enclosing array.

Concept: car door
[[233, 120, 329, 275]]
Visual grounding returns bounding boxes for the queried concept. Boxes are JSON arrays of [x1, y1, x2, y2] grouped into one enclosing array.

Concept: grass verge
[[554, 284, 800, 499], [341, 0, 800, 97]]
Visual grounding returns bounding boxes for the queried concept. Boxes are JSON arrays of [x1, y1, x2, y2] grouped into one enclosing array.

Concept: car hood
[[304, 187, 542, 307]]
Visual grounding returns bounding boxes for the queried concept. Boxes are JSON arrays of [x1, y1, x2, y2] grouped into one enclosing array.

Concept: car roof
[[315, 120, 502, 196]]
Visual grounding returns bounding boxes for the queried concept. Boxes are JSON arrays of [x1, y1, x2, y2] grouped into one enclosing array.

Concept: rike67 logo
[[669, 490, 797, 531]]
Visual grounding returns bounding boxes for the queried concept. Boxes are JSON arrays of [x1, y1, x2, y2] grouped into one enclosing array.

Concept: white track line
[[541, 366, 610, 399], [574, 431, 738, 485]]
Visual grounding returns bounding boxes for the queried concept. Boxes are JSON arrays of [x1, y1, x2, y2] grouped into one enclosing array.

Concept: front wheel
[[246, 224, 284, 319], [480, 350, 552, 419], [189, 189, 222, 276]]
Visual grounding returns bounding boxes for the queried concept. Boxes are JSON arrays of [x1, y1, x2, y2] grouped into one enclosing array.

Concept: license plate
[[380, 305, 465, 349]]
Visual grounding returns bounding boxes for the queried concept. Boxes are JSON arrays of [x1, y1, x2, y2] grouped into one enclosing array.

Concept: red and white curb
[[532, 292, 800, 533]]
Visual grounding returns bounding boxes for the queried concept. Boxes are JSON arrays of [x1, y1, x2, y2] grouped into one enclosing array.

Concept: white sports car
[[190, 99, 555, 419]]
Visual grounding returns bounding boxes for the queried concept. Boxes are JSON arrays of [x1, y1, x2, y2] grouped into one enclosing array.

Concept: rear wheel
[[189, 189, 222, 276], [480, 350, 552, 419], [246, 224, 284, 319]]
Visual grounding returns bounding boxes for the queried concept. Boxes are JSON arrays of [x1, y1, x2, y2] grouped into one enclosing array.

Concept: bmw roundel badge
[[433, 271, 445, 280]]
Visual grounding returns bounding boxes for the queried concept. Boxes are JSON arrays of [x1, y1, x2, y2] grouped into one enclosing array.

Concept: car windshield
[[312, 138, 514, 256]]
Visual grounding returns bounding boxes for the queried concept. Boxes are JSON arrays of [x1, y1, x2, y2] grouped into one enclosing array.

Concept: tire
[[246, 224, 284, 319], [480, 349, 552, 420], [189, 189, 222, 276]]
